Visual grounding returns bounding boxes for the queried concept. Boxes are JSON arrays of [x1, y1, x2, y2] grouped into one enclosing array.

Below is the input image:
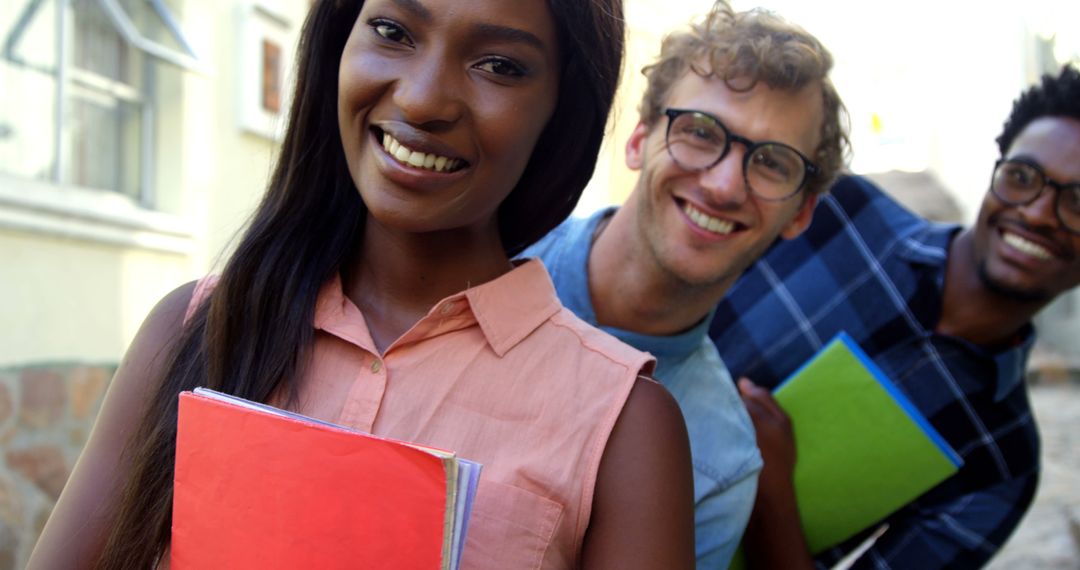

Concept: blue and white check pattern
[[711, 175, 1040, 569]]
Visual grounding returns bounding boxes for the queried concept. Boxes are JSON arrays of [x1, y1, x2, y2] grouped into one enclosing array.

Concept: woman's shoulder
[[544, 307, 655, 374], [115, 280, 202, 379], [99, 278, 201, 454], [183, 275, 219, 323], [478, 260, 654, 376], [144, 280, 201, 343]]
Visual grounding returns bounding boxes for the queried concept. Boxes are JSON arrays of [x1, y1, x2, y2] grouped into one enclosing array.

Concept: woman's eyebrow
[[470, 23, 545, 52], [390, 0, 432, 21], [386, 0, 546, 54]]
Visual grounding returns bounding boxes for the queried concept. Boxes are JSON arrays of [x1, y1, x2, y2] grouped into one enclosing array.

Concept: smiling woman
[[337, 0, 561, 268], [26, 1, 695, 569]]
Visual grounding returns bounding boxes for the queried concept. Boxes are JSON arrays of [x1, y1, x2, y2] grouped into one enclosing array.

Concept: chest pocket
[[459, 479, 565, 570]]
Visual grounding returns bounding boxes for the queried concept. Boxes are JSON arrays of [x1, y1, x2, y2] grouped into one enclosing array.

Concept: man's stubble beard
[[976, 261, 1052, 303]]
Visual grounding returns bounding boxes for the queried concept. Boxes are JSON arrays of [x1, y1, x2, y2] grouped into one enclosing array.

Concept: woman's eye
[[475, 57, 526, 78], [371, 20, 412, 46]]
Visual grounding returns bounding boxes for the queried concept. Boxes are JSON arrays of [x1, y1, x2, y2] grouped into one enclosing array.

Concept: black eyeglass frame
[[663, 108, 821, 201], [990, 158, 1080, 235]]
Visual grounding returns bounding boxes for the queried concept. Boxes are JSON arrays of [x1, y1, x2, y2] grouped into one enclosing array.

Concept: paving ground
[[988, 383, 1080, 569]]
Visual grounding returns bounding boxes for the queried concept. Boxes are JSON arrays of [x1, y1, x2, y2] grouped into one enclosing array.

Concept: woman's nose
[[393, 50, 466, 129]]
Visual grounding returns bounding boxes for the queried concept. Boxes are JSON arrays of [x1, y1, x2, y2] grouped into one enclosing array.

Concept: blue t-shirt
[[522, 207, 763, 568]]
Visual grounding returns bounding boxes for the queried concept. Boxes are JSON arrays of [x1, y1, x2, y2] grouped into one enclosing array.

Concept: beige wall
[[0, 0, 309, 367], [186, 0, 306, 271], [0, 229, 187, 367]]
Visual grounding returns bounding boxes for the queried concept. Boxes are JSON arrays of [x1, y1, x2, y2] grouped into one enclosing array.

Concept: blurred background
[[0, 0, 1077, 568]]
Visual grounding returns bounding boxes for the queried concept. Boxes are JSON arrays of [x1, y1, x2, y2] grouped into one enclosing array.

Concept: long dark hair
[[95, 0, 624, 567]]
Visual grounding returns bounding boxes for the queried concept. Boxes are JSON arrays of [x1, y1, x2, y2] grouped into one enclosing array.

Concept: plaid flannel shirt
[[710, 175, 1040, 569]]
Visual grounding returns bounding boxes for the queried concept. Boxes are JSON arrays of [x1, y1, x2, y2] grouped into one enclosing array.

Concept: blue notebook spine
[[835, 332, 963, 468]]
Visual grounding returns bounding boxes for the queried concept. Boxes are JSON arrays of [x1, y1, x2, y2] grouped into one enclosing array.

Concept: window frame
[[1, 0, 207, 251]]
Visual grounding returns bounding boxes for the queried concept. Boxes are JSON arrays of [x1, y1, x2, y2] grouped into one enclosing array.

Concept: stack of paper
[[171, 388, 481, 570]]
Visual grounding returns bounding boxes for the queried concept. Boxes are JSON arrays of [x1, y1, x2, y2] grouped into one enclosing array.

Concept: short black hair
[[997, 64, 1080, 155]]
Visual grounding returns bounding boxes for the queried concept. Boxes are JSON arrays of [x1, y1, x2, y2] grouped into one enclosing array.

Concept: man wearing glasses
[[521, 1, 848, 566], [713, 64, 1080, 568]]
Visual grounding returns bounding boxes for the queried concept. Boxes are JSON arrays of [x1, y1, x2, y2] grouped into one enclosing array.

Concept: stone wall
[[0, 364, 115, 570]]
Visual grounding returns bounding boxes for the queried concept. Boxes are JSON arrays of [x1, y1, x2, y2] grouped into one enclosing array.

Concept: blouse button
[[370, 359, 382, 373]]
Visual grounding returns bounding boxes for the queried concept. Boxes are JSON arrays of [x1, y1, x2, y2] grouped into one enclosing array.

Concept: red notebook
[[171, 388, 481, 570]]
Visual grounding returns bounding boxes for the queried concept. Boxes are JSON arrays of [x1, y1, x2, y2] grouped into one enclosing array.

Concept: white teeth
[[1003, 232, 1054, 261], [407, 151, 426, 167], [381, 133, 460, 172], [684, 203, 735, 234]]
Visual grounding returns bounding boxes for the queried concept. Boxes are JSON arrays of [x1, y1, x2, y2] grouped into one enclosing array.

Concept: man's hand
[[738, 377, 796, 492], [738, 377, 814, 570]]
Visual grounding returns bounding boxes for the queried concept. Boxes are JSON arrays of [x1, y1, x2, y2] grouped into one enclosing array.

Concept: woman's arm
[[26, 282, 196, 569], [582, 376, 695, 570]]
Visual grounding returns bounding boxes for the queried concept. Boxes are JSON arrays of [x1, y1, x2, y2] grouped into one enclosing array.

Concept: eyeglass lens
[[666, 111, 806, 200], [993, 160, 1080, 232]]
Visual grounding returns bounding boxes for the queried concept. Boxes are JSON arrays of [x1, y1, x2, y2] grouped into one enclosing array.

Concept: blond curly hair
[[639, 1, 849, 195]]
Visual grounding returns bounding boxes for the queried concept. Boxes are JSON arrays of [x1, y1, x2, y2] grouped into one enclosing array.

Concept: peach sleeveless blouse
[[184, 260, 653, 569]]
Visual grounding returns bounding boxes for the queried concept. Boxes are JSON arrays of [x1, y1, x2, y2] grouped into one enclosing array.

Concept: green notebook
[[780, 331, 962, 552], [729, 332, 962, 569]]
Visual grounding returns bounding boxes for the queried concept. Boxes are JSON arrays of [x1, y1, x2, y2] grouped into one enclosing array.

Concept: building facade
[[0, 0, 309, 566]]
